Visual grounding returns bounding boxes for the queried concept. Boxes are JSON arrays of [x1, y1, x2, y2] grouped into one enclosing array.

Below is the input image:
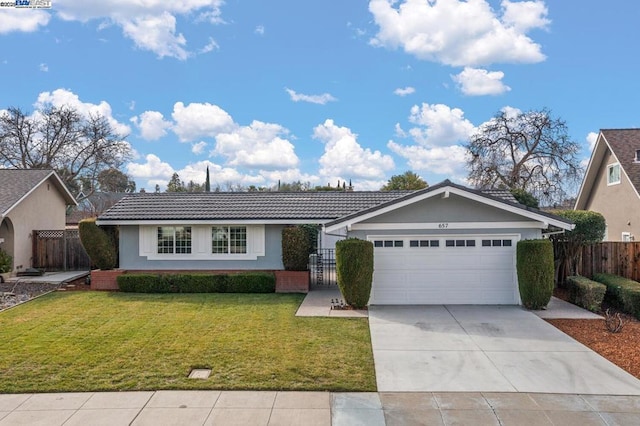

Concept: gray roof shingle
[[97, 191, 411, 222], [0, 169, 57, 215], [601, 129, 640, 195]]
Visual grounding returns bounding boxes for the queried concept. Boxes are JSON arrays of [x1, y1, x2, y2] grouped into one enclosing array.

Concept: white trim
[[324, 185, 572, 233], [622, 232, 632, 242], [366, 232, 522, 242], [139, 224, 265, 261], [607, 162, 621, 186], [98, 218, 331, 226], [350, 221, 545, 231]]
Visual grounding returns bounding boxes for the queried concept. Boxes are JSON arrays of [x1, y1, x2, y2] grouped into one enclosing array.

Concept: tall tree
[[97, 168, 136, 193], [205, 166, 211, 192], [466, 108, 582, 204], [381, 171, 428, 191], [166, 172, 186, 192], [0, 106, 130, 196]]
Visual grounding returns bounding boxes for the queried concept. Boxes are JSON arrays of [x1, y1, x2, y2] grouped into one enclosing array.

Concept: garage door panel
[[370, 235, 519, 305]]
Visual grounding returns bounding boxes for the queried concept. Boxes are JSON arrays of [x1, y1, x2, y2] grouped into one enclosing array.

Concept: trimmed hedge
[[336, 238, 374, 309], [566, 276, 606, 312], [117, 272, 275, 293], [78, 218, 117, 270], [516, 239, 554, 310], [593, 273, 640, 319], [281, 226, 311, 271]]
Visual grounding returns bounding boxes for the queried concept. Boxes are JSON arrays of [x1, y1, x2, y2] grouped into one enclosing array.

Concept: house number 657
[[438, 223, 449, 229]]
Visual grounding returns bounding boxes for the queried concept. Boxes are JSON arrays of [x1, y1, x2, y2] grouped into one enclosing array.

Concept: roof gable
[[0, 169, 77, 216], [324, 180, 574, 232], [575, 129, 640, 209]]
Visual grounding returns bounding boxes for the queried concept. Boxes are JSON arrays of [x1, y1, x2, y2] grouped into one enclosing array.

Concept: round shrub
[[281, 226, 311, 271], [516, 239, 554, 309], [335, 238, 374, 309], [78, 218, 117, 270]]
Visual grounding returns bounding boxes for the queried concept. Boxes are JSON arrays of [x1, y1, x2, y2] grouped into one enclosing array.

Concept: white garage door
[[368, 235, 519, 305]]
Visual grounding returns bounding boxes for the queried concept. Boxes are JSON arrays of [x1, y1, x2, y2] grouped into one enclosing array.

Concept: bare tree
[[466, 108, 582, 205], [0, 106, 131, 196]]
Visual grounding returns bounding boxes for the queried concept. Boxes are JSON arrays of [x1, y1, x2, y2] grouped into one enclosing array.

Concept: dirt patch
[[546, 288, 640, 380]]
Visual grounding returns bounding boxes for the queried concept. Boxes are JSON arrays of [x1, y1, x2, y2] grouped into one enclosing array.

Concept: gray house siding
[[119, 224, 285, 270], [362, 194, 527, 224]]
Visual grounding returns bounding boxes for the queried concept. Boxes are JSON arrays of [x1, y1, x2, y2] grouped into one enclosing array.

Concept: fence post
[[63, 230, 68, 271]]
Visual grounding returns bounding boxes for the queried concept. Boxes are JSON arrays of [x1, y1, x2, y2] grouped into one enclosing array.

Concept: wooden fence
[[576, 242, 640, 281], [32, 229, 91, 271]]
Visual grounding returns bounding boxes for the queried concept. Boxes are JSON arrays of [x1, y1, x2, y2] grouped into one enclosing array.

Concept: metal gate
[[309, 249, 336, 286]]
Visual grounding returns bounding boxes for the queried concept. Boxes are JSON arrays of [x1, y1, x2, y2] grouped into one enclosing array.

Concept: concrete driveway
[[369, 305, 640, 395]]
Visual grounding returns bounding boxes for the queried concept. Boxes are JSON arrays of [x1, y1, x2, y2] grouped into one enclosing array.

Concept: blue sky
[[1, 0, 639, 192]]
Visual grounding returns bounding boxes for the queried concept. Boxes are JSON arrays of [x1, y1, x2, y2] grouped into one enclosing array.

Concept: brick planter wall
[[275, 270, 309, 293], [90, 269, 124, 291]]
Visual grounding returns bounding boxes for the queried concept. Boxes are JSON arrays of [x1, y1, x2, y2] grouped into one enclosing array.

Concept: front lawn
[[0, 292, 375, 393]]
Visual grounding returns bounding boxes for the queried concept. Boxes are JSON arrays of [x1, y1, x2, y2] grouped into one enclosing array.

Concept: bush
[[117, 274, 170, 293], [516, 239, 554, 309], [335, 238, 374, 309], [228, 272, 276, 293], [79, 218, 117, 270], [566, 276, 606, 312], [0, 249, 12, 273], [117, 272, 275, 294], [281, 226, 311, 271], [593, 273, 640, 319]]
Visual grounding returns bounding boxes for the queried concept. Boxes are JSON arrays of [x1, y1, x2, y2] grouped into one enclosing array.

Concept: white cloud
[[200, 37, 219, 54], [126, 153, 174, 182], [120, 12, 188, 60], [192, 141, 207, 155], [52, 0, 225, 60], [452, 67, 511, 96], [285, 88, 337, 105], [388, 142, 468, 177], [408, 103, 475, 147], [393, 86, 415, 96], [313, 119, 395, 181], [176, 161, 264, 187], [255, 25, 265, 35], [214, 121, 299, 169], [586, 132, 598, 151], [171, 101, 235, 142], [130, 110, 171, 141], [368, 0, 548, 66], [35, 88, 131, 135], [0, 9, 50, 34], [39, 63, 48, 72]]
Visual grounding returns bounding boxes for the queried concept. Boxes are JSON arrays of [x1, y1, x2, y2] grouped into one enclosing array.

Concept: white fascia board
[[324, 185, 573, 233], [350, 221, 546, 231], [575, 133, 604, 209], [96, 218, 332, 226]]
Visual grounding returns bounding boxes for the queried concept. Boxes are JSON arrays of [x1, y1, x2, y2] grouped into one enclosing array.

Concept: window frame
[[212, 225, 248, 255], [156, 226, 192, 255], [607, 163, 621, 186]]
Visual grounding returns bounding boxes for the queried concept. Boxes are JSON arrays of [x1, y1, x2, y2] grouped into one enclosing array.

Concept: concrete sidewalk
[[1, 390, 640, 425]]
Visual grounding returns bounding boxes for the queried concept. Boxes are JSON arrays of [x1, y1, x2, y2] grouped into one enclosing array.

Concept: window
[[481, 239, 513, 247], [636, 150, 640, 162], [409, 240, 438, 248], [374, 240, 404, 248], [622, 232, 632, 242], [157, 226, 191, 254], [607, 163, 621, 185], [446, 239, 475, 247], [212, 226, 247, 254]]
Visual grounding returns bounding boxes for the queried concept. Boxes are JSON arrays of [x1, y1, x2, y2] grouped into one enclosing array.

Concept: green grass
[[0, 292, 376, 393]]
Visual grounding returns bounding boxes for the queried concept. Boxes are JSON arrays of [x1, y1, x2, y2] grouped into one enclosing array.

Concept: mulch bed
[[545, 288, 640, 380]]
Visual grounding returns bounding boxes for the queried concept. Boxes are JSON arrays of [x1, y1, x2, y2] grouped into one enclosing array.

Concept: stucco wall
[[5, 178, 68, 271], [362, 194, 527, 224], [119, 224, 286, 270], [584, 149, 640, 241]]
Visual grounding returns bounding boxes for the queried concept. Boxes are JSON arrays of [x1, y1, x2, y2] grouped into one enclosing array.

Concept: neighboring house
[[98, 180, 573, 305], [0, 170, 77, 275], [575, 129, 640, 241], [66, 191, 128, 227]]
